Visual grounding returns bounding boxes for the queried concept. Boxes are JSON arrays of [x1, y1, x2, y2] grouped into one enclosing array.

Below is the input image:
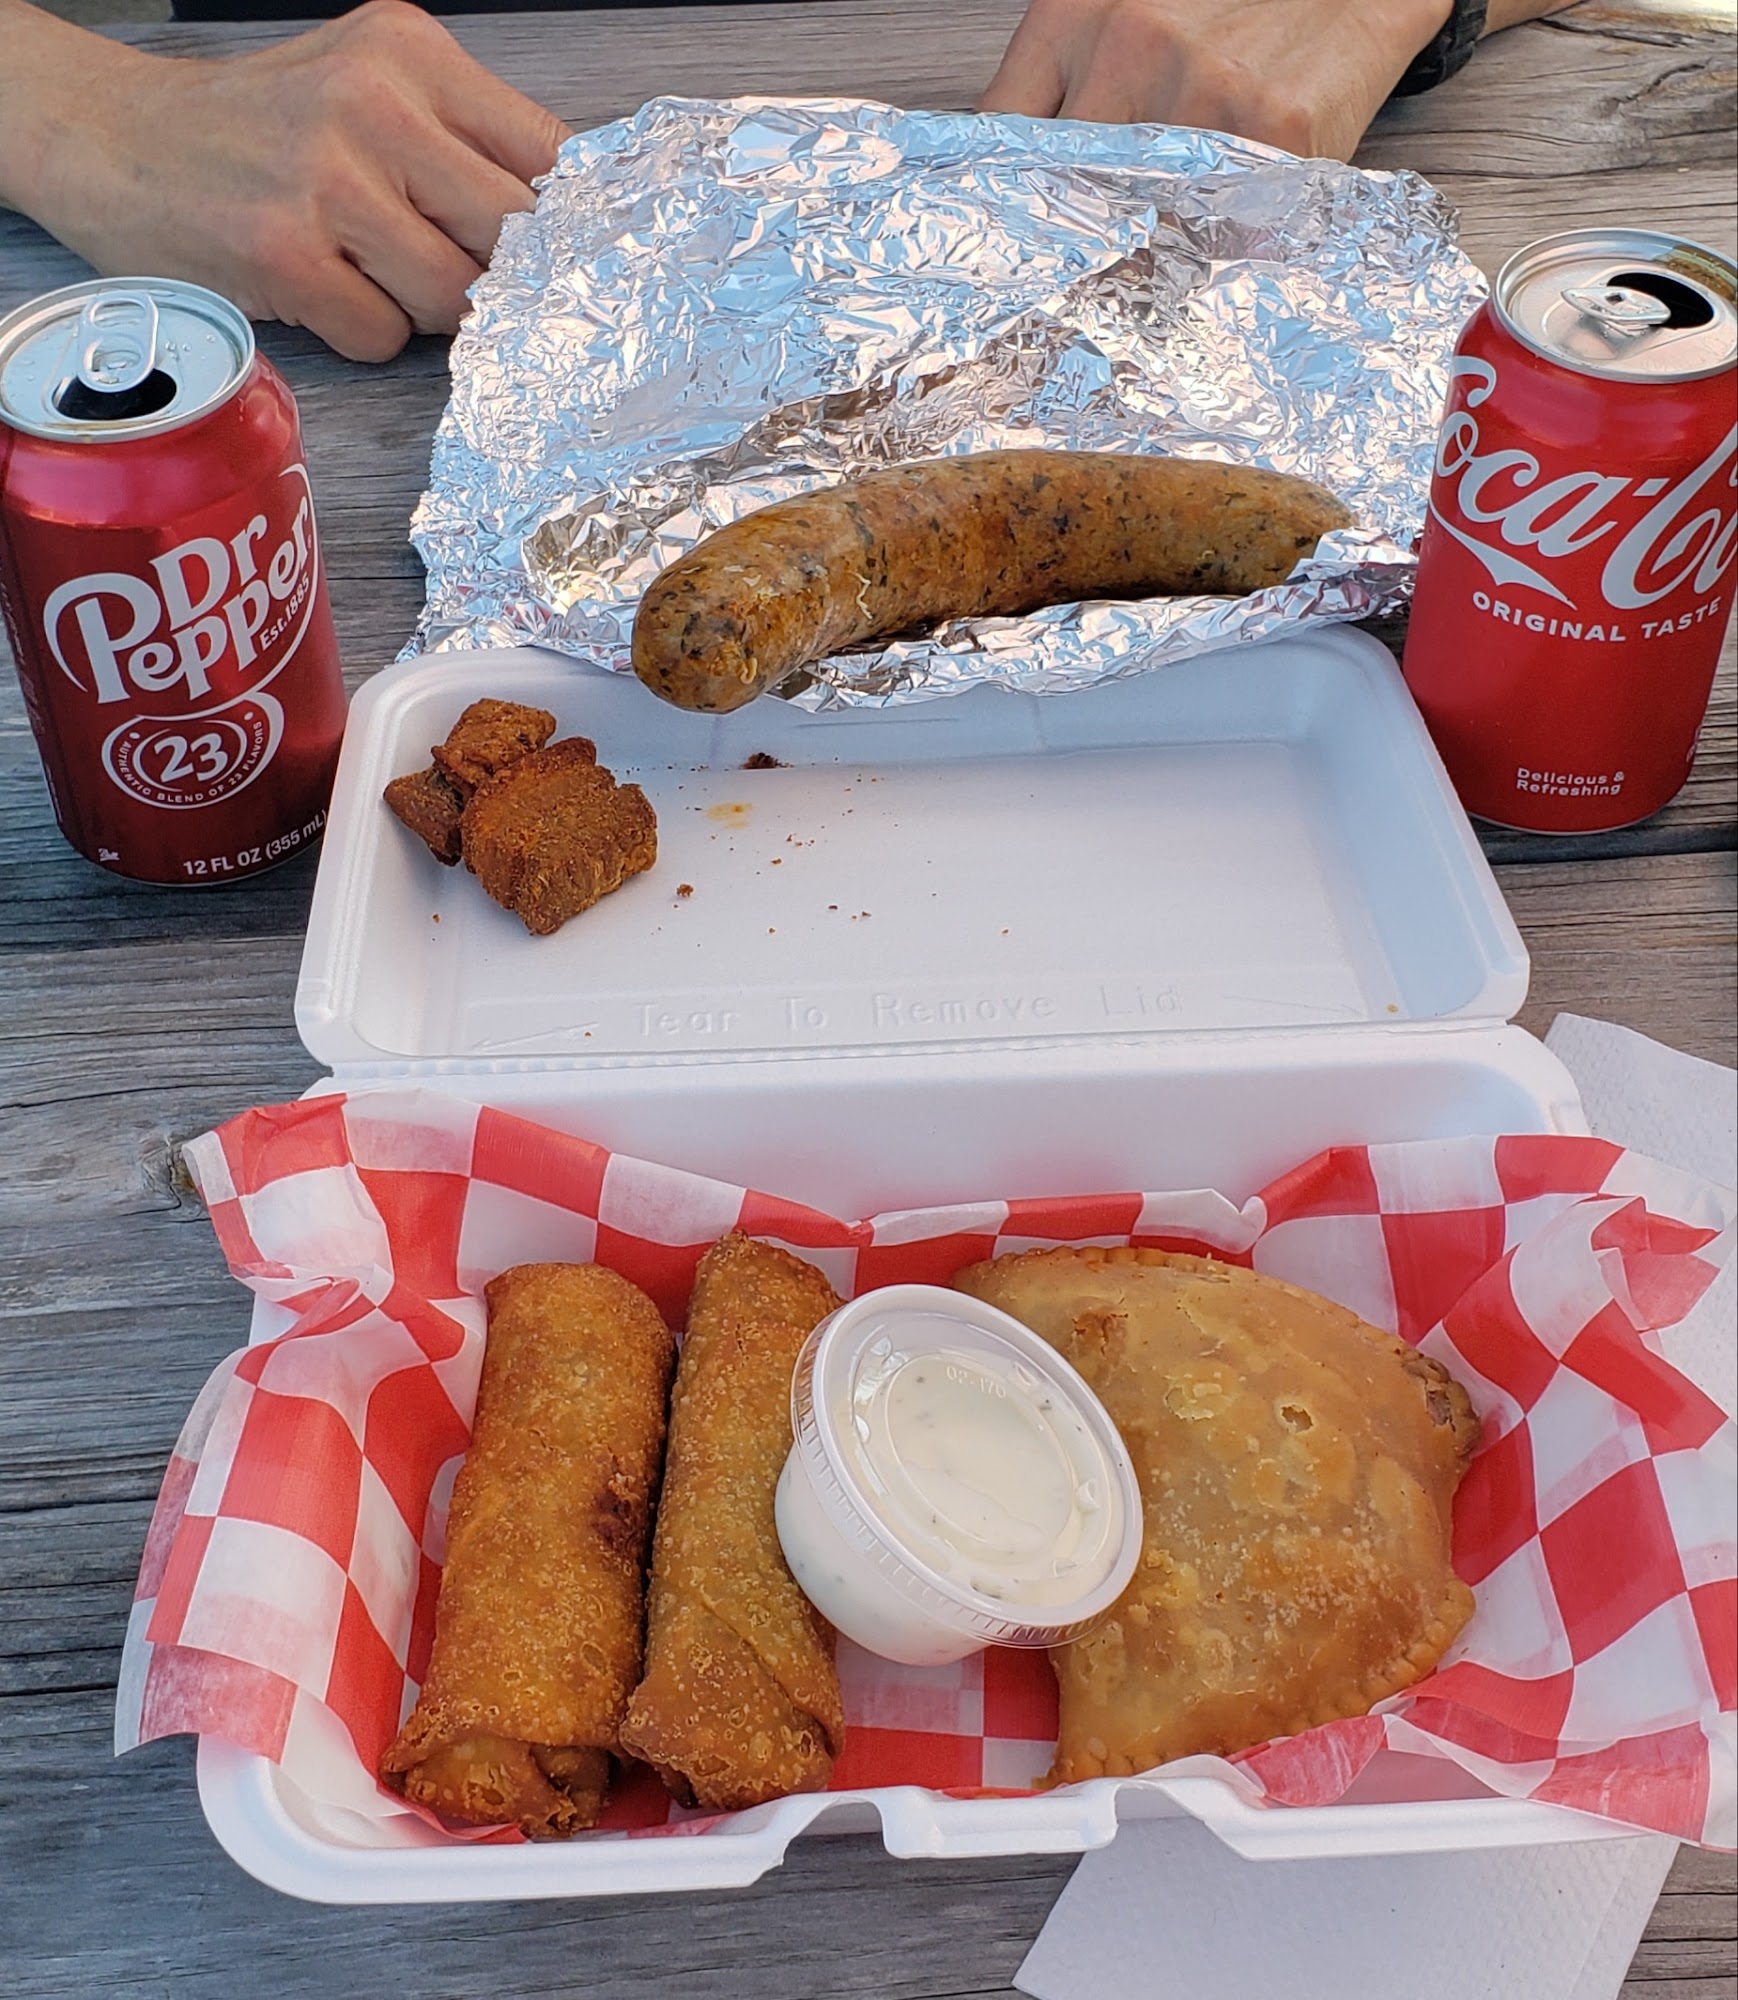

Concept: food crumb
[[431, 913, 440, 924], [677, 883, 695, 898], [743, 751, 785, 770]]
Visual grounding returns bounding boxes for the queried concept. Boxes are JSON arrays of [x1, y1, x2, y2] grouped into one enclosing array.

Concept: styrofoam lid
[[297, 629, 1527, 1071]]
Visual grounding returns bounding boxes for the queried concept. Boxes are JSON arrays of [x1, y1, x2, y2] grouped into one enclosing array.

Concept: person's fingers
[[403, 123, 541, 265], [1058, 65, 1145, 125], [977, 11, 1069, 116], [323, 2, 567, 184], [275, 253, 414, 364], [436, 61, 569, 185], [1058, 9, 1189, 124], [340, 186, 486, 338]]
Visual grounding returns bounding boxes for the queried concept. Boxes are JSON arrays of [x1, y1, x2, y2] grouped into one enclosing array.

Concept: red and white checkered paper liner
[[116, 1090, 1738, 1849]]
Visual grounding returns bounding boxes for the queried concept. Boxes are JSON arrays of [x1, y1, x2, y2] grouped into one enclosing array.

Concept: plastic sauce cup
[[774, 1284, 1144, 1667]]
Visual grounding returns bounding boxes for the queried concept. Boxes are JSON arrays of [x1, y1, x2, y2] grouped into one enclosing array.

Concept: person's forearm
[[0, 0, 148, 228]]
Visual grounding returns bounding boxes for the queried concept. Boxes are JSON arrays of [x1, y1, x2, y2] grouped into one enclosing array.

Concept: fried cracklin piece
[[382, 764, 469, 865], [620, 1234, 847, 1811], [379, 1263, 676, 1837], [952, 1246, 1480, 1783], [430, 697, 560, 792], [461, 738, 658, 936], [383, 698, 558, 864]]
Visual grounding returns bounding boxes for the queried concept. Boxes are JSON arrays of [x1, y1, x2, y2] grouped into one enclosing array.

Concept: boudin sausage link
[[630, 450, 1353, 713]]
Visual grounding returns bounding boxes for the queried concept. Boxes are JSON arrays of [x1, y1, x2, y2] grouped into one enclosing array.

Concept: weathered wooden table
[[2, 2, 1734, 1992]]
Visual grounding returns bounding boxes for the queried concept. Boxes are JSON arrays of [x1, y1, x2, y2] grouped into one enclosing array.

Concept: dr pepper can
[[0, 278, 346, 882], [1403, 229, 1736, 833]]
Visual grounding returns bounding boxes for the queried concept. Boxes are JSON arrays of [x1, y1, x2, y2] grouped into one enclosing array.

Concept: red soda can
[[0, 278, 346, 882], [1403, 229, 1736, 833]]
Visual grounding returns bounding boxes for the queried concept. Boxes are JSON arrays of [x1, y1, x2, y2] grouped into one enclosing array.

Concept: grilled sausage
[[630, 450, 1353, 712]]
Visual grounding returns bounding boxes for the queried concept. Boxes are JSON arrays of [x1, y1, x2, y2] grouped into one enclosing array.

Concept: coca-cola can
[[0, 277, 346, 882], [1402, 229, 1736, 833]]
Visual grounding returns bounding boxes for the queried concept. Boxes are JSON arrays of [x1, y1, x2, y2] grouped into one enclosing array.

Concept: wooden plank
[[1616, 1976, 1736, 1992], [64, 0, 1736, 179], [1504, 851, 1738, 1064], [0, 2, 1731, 876], [2, 857, 1731, 1514], [7, 616, 1730, 937], [1432, 162, 1738, 275], [0, 3, 1732, 1993], [1637, 1865, 1738, 1945], [1362, 11, 1737, 177], [5, 1687, 1734, 1997], [0, 1503, 152, 1697], [1660, 1845, 1738, 1900], [1356, 618, 1736, 868], [4, 1688, 1071, 2000], [3, 2, 1733, 313]]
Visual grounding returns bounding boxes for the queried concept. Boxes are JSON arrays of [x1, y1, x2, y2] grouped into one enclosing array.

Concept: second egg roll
[[380, 1262, 675, 1837], [619, 1233, 847, 1811]]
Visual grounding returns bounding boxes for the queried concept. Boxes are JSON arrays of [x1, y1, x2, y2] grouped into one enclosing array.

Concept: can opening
[[1604, 270, 1717, 333], [52, 369, 179, 424]]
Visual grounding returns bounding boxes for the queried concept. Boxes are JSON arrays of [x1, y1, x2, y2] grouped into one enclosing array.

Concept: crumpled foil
[[408, 96, 1485, 705]]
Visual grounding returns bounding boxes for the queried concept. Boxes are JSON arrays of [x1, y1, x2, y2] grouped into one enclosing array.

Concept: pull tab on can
[[1497, 228, 1736, 380], [1561, 284, 1672, 334], [51, 286, 179, 424], [71, 289, 161, 394], [1, 276, 252, 442]]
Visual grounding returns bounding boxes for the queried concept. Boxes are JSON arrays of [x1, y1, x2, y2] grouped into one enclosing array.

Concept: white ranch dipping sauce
[[775, 1285, 1143, 1666]]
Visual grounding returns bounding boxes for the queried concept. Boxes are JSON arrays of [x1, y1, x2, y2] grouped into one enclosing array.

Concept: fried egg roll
[[380, 1262, 675, 1837], [620, 1234, 847, 1811]]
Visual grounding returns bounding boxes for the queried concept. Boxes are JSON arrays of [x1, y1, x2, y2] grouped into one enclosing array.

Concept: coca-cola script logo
[[1430, 357, 1737, 611], [42, 465, 320, 709]]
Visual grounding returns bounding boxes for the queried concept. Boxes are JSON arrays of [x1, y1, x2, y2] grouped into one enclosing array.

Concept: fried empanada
[[952, 1246, 1479, 1782]]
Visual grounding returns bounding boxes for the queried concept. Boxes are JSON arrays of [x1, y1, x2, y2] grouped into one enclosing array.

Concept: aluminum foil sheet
[[408, 96, 1485, 705]]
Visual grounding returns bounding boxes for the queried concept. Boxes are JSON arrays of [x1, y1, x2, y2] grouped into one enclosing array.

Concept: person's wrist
[[1408, 0, 1457, 38], [1392, 0, 1488, 96]]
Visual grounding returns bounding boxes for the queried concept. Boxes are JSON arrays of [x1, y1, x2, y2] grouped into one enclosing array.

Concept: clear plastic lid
[[785, 1285, 1143, 1652]]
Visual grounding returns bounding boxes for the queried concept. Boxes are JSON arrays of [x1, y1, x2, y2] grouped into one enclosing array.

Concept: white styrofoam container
[[196, 628, 1622, 1901]]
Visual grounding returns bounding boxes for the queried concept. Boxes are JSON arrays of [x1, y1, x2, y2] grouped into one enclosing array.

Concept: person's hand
[[1, 0, 568, 362], [979, 0, 1452, 158]]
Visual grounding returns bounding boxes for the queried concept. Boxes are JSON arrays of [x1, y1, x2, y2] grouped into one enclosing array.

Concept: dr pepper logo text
[[43, 465, 320, 711]]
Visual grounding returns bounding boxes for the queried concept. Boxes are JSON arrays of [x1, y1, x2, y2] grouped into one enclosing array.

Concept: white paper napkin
[[1015, 1820, 1679, 2000], [1016, 1013, 1736, 2000]]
